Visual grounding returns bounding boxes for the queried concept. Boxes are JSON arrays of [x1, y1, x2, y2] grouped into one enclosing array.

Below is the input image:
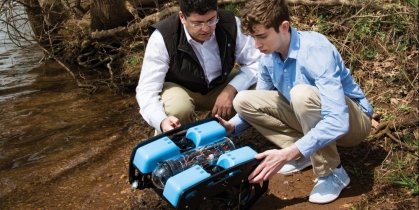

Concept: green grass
[[347, 165, 373, 179], [380, 113, 396, 121], [224, 3, 240, 16], [314, 15, 331, 34], [125, 54, 142, 67], [396, 105, 412, 113], [380, 92, 392, 104], [407, 0, 418, 6], [403, 132, 419, 150], [384, 153, 419, 195]]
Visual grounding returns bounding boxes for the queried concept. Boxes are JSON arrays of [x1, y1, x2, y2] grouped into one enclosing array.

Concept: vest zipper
[[179, 47, 211, 89]]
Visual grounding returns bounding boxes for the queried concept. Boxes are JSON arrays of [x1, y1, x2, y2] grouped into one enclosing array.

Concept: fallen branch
[[90, 6, 179, 40]]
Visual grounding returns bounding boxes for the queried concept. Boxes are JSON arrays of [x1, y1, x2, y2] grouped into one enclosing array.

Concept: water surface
[[0, 4, 43, 101]]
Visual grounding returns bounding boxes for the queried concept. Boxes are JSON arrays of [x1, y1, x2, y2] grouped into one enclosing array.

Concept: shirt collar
[[288, 26, 300, 59]]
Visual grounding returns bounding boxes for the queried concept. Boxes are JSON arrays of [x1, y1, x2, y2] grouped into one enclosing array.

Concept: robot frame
[[128, 118, 269, 210]]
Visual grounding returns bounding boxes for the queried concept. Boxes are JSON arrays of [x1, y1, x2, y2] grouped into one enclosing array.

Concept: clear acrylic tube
[[151, 137, 235, 189]]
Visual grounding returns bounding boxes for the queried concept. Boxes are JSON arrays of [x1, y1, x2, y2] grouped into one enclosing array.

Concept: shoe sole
[[277, 161, 312, 174]]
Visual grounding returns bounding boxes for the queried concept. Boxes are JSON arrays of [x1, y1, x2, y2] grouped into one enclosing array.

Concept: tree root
[[371, 120, 419, 153], [77, 50, 122, 69]]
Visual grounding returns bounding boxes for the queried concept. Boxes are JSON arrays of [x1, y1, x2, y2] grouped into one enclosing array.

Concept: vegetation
[[239, 2, 418, 208], [1, 0, 418, 209]]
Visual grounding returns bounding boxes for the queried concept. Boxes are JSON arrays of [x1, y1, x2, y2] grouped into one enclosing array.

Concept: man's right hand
[[160, 116, 181, 133], [248, 145, 303, 183], [214, 114, 235, 135]]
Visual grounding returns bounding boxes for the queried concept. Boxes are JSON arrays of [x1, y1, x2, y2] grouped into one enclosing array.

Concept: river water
[[0, 5, 157, 209], [0, 5, 43, 101]]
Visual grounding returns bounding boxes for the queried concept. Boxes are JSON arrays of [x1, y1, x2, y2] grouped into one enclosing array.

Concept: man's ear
[[179, 11, 186, 25], [280, 21, 290, 33]]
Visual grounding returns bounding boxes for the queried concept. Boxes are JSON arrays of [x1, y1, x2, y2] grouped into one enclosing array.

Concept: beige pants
[[233, 84, 371, 177], [159, 69, 242, 130]]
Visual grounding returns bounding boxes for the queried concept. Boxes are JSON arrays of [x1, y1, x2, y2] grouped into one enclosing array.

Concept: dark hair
[[179, 0, 218, 17], [240, 0, 290, 35]]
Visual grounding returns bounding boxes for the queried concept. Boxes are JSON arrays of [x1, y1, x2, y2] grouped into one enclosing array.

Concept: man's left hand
[[212, 85, 237, 119]]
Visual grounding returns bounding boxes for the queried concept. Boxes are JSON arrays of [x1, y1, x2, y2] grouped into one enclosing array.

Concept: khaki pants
[[233, 84, 371, 177], [158, 69, 252, 133]]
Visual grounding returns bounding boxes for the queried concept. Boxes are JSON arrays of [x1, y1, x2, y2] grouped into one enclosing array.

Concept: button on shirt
[[136, 17, 260, 132], [186, 26, 222, 83], [231, 26, 373, 158]]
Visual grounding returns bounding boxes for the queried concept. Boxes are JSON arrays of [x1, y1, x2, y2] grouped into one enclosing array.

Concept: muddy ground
[[0, 61, 417, 210]]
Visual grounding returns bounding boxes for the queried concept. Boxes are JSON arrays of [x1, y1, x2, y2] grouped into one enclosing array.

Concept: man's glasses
[[186, 17, 219, 28]]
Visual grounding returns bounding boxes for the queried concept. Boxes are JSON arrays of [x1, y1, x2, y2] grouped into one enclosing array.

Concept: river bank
[[0, 61, 151, 209]]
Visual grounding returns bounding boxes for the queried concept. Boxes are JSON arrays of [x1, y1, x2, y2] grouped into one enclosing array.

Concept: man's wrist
[[224, 84, 238, 96], [284, 144, 304, 161]]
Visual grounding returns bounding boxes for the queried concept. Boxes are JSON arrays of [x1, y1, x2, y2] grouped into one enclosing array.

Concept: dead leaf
[[382, 61, 392, 68], [383, 56, 397, 62], [390, 98, 399, 105]]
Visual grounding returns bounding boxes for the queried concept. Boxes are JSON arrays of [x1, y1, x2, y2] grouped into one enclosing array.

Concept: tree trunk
[[90, 0, 135, 31], [23, 0, 44, 39], [38, 0, 67, 27]]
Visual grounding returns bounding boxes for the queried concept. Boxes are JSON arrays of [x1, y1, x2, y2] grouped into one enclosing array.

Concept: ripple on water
[[11, 150, 47, 169], [0, 6, 43, 102]]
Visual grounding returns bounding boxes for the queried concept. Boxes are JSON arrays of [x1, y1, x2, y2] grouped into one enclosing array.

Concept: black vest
[[149, 10, 237, 94]]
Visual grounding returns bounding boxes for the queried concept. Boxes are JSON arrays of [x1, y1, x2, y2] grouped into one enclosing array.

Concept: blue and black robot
[[128, 118, 269, 209]]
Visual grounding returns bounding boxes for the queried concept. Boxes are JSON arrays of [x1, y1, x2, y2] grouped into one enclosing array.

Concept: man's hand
[[214, 114, 235, 135], [160, 116, 181, 132], [212, 85, 237, 119], [248, 145, 303, 183]]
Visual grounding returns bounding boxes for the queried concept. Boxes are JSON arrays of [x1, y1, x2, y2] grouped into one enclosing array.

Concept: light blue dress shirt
[[231, 26, 373, 158]]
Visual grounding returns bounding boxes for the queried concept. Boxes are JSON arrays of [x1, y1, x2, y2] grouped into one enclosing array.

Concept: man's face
[[179, 11, 218, 43], [251, 22, 289, 54]]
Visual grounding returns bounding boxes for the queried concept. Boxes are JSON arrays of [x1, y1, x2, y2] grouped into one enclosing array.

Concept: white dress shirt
[[136, 17, 260, 131]]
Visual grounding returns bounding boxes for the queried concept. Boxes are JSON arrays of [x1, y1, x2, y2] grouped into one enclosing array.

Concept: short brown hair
[[240, 0, 290, 35]]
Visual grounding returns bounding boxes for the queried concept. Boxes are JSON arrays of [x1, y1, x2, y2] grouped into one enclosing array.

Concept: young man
[[216, 0, 373, 204], [136, 0, 260, 134]]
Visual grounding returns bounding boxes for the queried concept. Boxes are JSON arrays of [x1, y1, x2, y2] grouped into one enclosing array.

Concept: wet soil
[[0, 61, 416, 210]]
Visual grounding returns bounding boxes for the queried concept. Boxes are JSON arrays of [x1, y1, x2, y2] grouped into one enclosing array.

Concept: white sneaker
[[277, 156, 312, 174], [309, 166, 350, 204]]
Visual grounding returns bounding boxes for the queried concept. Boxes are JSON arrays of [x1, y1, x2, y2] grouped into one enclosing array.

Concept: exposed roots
[[371, 120, 419, 153]]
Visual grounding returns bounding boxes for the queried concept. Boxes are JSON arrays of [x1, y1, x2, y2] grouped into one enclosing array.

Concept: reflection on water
[[0, 60, 145, 209], [0, 4, 43, 101]]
